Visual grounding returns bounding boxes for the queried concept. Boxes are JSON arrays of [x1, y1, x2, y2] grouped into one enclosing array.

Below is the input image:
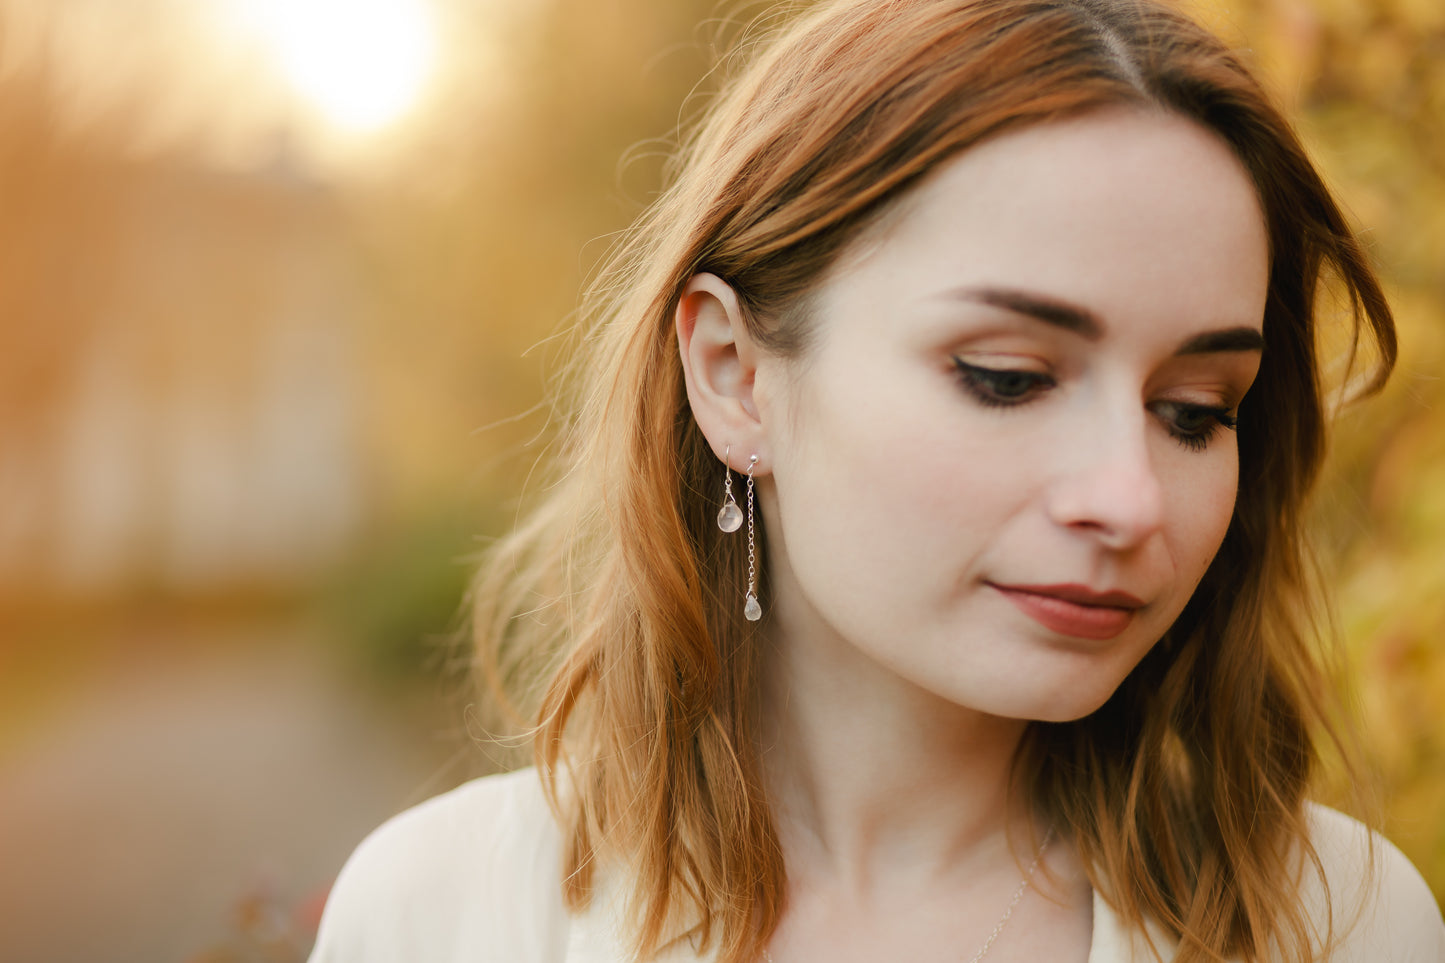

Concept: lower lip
[[991, 586, 1137, 640]]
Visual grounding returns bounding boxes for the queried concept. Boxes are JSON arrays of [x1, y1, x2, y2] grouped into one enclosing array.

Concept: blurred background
[[0, 0, 1439, 959]]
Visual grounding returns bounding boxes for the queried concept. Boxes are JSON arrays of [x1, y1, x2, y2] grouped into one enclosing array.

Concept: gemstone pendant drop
[[717, 499, 743, 532], [744, 593, 762, 621]]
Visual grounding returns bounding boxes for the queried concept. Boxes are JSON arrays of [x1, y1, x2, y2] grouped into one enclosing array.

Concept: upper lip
[[990, 582, 1146, 609]]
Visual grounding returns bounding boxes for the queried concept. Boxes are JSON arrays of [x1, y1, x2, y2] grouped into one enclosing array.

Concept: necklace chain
[[761, 826, 1054, 963]]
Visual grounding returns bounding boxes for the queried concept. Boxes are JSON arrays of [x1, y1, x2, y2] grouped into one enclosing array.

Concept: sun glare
[[228, 0, 438, 133]]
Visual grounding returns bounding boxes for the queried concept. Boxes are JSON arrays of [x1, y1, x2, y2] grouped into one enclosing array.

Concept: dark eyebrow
[[1174, 327, 1265, 355], [953, 286, 1102, 339], [953, 285, 1264, 356]]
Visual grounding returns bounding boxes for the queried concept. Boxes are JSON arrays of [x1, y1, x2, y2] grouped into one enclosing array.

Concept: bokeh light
[[219, 0, 439, 133]]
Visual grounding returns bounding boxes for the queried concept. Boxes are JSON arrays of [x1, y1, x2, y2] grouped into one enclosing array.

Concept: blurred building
[[0, 125, 366, 597]]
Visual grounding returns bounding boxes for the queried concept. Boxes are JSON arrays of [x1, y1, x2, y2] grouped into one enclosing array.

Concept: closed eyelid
[[949, 343, 1255, 412], [951, 349, 1051, 370], [1144, 360, 1260, 407]]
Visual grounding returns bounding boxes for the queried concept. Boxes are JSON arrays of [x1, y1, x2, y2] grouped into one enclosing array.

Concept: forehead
[[815, 107, 1270, 345]]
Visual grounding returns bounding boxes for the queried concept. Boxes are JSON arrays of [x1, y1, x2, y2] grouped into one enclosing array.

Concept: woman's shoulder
[[1300, 802, 1444, 961], [307, 767, 569, 963]]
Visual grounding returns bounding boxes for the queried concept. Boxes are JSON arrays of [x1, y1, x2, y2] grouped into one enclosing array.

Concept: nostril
[[1046, 458, 1165, 549]]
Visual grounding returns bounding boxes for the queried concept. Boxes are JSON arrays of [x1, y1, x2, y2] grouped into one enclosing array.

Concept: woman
[[309, 1, 1445, 961]]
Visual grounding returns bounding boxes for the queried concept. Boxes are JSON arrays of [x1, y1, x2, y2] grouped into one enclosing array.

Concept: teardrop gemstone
[[717, 500, 743, 532], [744, 594, 762, 621]]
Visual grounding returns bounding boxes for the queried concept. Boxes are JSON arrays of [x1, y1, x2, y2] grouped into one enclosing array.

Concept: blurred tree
[[1194, 0, 1445, 903]]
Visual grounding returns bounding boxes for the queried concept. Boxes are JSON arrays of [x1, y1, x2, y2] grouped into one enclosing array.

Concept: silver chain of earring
[[716, 447, 761, 621], [743, 454, 760, 621]]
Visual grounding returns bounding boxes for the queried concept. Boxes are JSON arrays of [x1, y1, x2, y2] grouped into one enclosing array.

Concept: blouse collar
[[564, 881, 1180, 962]]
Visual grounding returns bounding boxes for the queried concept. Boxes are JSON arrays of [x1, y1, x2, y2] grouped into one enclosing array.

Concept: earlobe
[[676, 273, 767, 469]]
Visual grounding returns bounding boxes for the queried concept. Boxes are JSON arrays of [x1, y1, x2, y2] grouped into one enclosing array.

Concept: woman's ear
[[676, 273, 768, 470]]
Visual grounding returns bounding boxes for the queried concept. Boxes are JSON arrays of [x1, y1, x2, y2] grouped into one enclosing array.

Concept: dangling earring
[[743, 454, 761, 622], [717, 446, 743, 533]]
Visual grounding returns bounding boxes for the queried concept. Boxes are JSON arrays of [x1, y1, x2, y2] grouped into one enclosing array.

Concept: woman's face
[[752, 108, 1269, 722]]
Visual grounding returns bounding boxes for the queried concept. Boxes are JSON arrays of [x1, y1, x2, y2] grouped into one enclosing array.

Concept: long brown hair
[[471, 1, 1397, 961]]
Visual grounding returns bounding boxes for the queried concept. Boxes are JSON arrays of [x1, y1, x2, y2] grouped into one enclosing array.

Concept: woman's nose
[[1045, 413, 1165, 550]]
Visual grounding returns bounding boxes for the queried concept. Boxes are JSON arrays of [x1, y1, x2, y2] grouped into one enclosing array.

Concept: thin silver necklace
[[761, 826, 1054, 963]]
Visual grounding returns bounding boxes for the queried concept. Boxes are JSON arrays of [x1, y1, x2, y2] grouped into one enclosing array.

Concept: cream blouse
[[308, 768, 1445, 962]]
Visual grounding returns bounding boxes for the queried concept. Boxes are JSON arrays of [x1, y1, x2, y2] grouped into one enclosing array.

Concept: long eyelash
[[953, 360, 1239, 453], [1168, 406, 1237, 452], [951, 358, 1053, 408]]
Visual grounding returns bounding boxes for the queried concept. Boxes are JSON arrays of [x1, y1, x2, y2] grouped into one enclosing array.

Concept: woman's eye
[[1149, 400, 1238, 452], [952, 359, 1239, 452], [951, 358, 1054, 407]]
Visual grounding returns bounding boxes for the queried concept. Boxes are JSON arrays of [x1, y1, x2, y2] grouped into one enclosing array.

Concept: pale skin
[[676, 108, 1270, 961]]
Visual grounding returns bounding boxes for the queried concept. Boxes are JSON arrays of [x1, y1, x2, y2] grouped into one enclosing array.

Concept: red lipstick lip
[[990, 583, 1145, 609], [987, 582, 1144, 640]]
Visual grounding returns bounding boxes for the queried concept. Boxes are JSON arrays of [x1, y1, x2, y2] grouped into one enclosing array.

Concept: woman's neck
[[757, 615, 1034, 899]]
